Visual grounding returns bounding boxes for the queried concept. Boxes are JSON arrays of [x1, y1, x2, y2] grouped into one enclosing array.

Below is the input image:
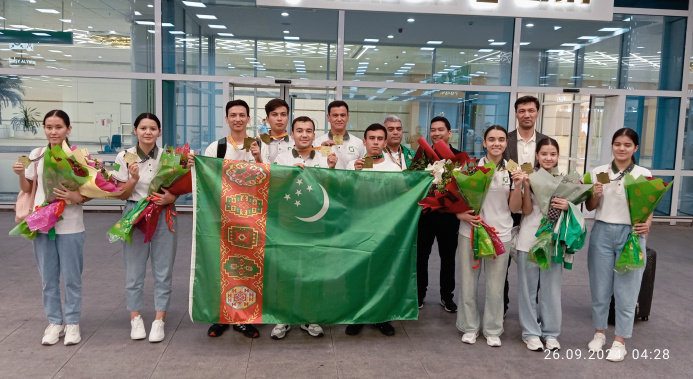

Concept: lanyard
[[385, 146, 403, 169]]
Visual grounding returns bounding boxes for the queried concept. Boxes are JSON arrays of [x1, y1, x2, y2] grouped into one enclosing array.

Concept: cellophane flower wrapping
[[527, 169, 593, 270], [42, 144, 90, 203], [108, 197, 150, 243], [60, 141, 124, 199], [147, 145, 191, 196], [615, 174, 673, 274]]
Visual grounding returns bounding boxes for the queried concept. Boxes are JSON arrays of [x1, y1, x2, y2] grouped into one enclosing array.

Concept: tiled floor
[[1, 212, 690, 378]]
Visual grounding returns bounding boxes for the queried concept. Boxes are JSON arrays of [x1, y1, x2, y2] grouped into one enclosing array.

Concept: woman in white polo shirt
[[585, 128, 651, 362], [113, 113, 179, 343], [456, 125, 524, 347], [516, 137, 571, 352], [13, 110, 87, 346]]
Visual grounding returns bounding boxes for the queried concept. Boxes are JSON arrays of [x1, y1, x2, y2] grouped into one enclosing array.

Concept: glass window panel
[[519, 15, 685, 91], [624, 96, 679, 170], [344, 12, 513, 85], [162, 3, 337, 80], [678, 176, 693, 216], [654, 175, 673, 216], [162, 81, 222, 154], [343, 87, 509, 155], [685, 98, 693, 170], [0, 76, 154, 204], [0, 0, 154, 73], [614, 0, 688, 10], [289, 88, 336, 136]]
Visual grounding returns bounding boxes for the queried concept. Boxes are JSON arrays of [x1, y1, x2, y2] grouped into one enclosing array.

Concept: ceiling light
[[36, 9, 60, 14], [490, 42, 506, 46], [32, 32, 51, 36], [208, 25, 226, 29], [554, 26, 562, 30], [520, 42, 531, 46], [599, 27, 623, 32], [135, 21, 155, 25], [364, 38, 379, 43], [197, 14, 217, 19], [218, 33, 234, 37], [49, 50, 62, 53], [427, 41, 443, 45], [404, 63, 415, 66], [10, 25, 30, 29], [162, 23, 174, 27], [387, 35, 394, 39], [147, 30, 155, 34], [64, 54, 72, 57], [182, 1, 206, 7], [283, 30, 289, 34], [407, 18, 415, 22], [134, 11, 142, 16], [284, 36, 299, 40], [478, 49, 493, 52], [420, 47, 435, 51], [147, 4, 153, 7], [281, 12, 289, 16], [561, 43, 579, 47], [169, 31, 185, 35], [60, 19, 72, 23], [526, 23, 534, 27], [293, 60, 304, 63], [623, 17, 631, 22], [637, 46, 644, 49], [577, 36, 597, 40]]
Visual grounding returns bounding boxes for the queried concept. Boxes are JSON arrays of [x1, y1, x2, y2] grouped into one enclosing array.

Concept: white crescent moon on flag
[[296, 184, 329, 222]]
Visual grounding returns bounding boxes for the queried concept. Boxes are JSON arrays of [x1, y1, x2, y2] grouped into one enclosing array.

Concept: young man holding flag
[[269, 116, 337, 340], [260, 99, 295, 164], [188, 99, 262, 339]]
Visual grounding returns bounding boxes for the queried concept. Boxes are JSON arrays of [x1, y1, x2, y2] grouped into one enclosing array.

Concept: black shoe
[[375, 322, 395, 336], [418, 298, 424, 309], [233, 324, 260, 338], [207, 323, 230, 337], [440, 298, 457, 313], [345, 324, 364, 336]]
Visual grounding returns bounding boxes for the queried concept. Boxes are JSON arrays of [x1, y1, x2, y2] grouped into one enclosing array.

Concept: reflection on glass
[[519, 14, 685, 91], [678, 176, 693, 217], [342, 87, 509, 154], [344, 12, 513, 85], [654, 176, 673, 216], [684, 98, 693, 169], [0, 76, 154, 203], [624, 96, 679, 170], [289, 89, 335, 136], [538, 94, 590, 174], [0, 0, 154, 72]]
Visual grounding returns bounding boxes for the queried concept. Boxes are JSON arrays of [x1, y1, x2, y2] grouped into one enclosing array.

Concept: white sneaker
[[544, 338, 561, 351], [148, 320, 165, 343], [461, 332, 479, 344], [606, 341, 627, 362], [588, 332, 606, 351], [486, 336, 502, 347], [300, 324, 324, 337], [130, 315, 146, 340], [270, 324, 291, 340], [42, 324, 64, 345], [63, 324, 81, 345], [524, 337, 544, 351]]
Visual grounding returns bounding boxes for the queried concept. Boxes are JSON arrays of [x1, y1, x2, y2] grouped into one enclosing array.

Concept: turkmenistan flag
[[190, 155, 432, 324]]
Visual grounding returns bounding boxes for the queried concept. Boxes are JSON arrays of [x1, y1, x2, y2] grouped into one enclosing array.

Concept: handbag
[[14, 158, 39, 223]]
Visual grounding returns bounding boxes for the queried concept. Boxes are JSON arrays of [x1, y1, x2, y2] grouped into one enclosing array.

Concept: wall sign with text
[[257, 0, 614, 21]]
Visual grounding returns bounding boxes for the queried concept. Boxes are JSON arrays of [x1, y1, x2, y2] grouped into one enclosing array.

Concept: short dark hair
[[430, 116, 451, 131], [514, 95, 540, 111], [265, 98, 289, 116], [327, 100, 349, 114], [483, 125, 508, 139], [292, 116, 315, 131], [225, 99, 250, 117], [134, 112, 161, 130], [364, 123, 387, 139]]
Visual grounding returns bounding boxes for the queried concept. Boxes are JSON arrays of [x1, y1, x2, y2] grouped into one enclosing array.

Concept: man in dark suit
[[502, 95, 548, 317], [417, 116, 460, 313]]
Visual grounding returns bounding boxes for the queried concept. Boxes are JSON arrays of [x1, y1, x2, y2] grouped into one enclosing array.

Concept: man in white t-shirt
[[260, 98, 295, 164], [188, 99, 262, 339], [275, 116, 338, 169], [347, 123, 402, 172], [313, 100, 365, 169]]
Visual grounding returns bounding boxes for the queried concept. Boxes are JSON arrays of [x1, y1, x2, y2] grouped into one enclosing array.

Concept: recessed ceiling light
[[599, 27, 623, 32], [197, 14, 217, 19], [162, 23, 174, 27], [577, 36, 597, 40], [561, 43, 579, 47], [488, 39, 494, 42], [364, 38, 379, 43], [169, 31, 185, 35], [49, 50, 62, 53], [637, 46, 644, 49], [134, 11, 142, 16], [490, 42, 506, 46], [64, 54, 72, 57], [32, 32, 51, 36], [283, 30, 289, 34], [404, 63, 415, 66], [36, 9, 60, 14], [407, 18, 415, 22], [284, 36, 299, 40], [281, 12, 289, 16], [478, 49, 493, 52], [135, 21, 155, 25], [387, 35, 393, 39], [10, 25, 30, 29], [218, 33, 234, 37], [520, 42, 531, 46], [208, 25, 226, 29], [420, 47, 435, 51], [147, 4, 153, 8], [147, 30, 155, 34], [182, 1, 206, 7], [59, 19, 72, 23], [526, 23, 534, 27], [427, 41, 443, 45], [554, 26, 562, 30]]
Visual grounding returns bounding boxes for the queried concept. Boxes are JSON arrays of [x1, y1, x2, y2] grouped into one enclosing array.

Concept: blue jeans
[[516, 250, 562, 341], [122, 201, 178, 312], [33, 232, 85, 325], [588, 220, 646, 339], [456, 234, 511, 338]]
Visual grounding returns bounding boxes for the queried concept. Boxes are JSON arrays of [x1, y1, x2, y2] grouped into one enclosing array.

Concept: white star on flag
[[296, 179, 303, 185], [294, 200, 301, 207], [284, 194, 291, 200], [306, 185, 313, 192]]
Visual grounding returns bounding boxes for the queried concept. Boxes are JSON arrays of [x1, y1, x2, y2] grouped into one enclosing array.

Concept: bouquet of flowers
[[108, 144, 191, 244], [614, 174, 672, 274], [527, 169, 594, 270], [60, 141, 124, 199]]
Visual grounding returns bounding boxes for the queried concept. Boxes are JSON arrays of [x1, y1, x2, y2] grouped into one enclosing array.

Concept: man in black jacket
[[502, 95, 548, 316], [417, 116, 460, 313]]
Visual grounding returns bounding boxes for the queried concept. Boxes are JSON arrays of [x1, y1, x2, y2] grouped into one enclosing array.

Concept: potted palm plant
[[11, 105, 41, 135]]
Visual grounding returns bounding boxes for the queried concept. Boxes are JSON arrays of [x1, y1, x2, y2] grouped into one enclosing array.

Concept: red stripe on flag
[[217, 161, 270, 324]]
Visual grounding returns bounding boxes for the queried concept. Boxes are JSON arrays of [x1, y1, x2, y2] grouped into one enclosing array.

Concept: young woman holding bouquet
[[456, 125, 524, 347], [12, 110, 87, 346], [113, 113, 178, 343], [585, 128, 651, 362], [516, 137, 569, 352]]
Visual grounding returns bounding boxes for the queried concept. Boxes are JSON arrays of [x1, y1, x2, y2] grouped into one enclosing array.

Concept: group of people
[[13, 95, 651, 362]]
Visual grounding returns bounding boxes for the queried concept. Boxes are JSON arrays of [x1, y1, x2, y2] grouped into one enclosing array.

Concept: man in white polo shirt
[[260, 98, 295, 164], [347, 123, 402, 172], [275, 116, 338, 169], [314, 100, 365, 169]]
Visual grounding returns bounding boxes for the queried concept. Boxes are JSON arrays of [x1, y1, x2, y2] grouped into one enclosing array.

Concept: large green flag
[[190, 156, 432, 324]]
